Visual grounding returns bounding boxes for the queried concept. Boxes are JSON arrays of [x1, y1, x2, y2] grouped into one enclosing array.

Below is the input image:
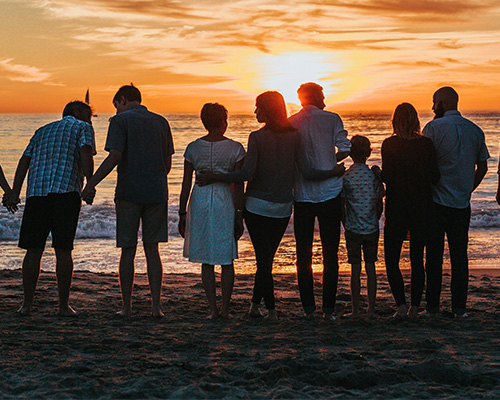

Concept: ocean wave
[[1, 202, 500, 241]]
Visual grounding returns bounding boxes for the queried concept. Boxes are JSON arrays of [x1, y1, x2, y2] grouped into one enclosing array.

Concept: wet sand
[[1, 268, 500, 399]]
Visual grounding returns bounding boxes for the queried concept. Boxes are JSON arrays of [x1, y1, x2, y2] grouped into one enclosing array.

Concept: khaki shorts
[[115, 199, 168, 248]]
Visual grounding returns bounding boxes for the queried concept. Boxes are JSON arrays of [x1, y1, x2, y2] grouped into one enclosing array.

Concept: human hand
[[332, 162, 345, 177], [3, 191, 20, 213], [178, 214, 186, 238], [234, 212, 244, 240], [371, 165, 382, 180], [196, 171, 217, 187], [81, 185, 96, 205]]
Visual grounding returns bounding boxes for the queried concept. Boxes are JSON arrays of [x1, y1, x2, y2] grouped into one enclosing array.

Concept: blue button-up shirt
[[23, 115, 96, 198]]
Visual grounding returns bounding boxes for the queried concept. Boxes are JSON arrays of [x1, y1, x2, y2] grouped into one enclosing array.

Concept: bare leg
[[118, 246, 137, 317], [202, 264, 219, 319], [221, 264, 235, 319], [365, 262, 377, 318], [144, 242, 164, 318], [55, 248, 77, 316], [349, 263, 361, 317], [267, 308, 278, 321], [18, 248, 44, 315]]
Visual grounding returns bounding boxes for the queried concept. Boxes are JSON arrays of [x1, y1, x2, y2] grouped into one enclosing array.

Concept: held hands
[[81, 184, 96, 205], [2, 191, 20, 213]]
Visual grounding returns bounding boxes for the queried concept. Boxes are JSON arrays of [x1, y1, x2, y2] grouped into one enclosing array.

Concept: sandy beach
[[2, 266, 500, 399]]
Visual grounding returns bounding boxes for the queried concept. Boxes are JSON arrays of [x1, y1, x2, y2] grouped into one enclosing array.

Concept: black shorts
[[19, 192, 81, 250], [345, 229, 379, 265]]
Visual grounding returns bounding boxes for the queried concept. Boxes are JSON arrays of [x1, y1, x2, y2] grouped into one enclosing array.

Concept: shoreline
[[2, 268, 500, 398]]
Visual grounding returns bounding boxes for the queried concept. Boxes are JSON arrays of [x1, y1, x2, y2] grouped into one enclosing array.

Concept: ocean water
[[0, 111, 499, 274]]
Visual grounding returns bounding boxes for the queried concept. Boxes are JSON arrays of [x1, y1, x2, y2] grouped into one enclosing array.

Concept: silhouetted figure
[[178, 103, 245, 319], [289, 82, 351, 321], [342, 135, 384, 318], [6, 101, 95, 316], [381, 103, 440, 319], [198, 91, 343, 320], [423, 87, 489, 317], [82, 85, 174, 318]]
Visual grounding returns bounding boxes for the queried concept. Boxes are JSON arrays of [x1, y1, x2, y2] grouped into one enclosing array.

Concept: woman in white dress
[[178, 103, 245, 319]]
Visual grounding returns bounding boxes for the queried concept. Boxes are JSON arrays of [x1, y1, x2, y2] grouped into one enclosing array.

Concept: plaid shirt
[[23, 115, 96, 198]]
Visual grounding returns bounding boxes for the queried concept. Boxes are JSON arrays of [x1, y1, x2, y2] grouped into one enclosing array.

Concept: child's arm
[[178, 160, 194, 238], [233, 159, 245, 240]]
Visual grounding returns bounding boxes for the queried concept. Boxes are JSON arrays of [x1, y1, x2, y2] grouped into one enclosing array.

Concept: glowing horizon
[[1, 1, 500, 114]]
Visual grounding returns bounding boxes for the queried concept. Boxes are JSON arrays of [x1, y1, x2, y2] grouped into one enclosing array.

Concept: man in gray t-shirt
[[83, 85, 174, 318], [423, 86, 489, 317]]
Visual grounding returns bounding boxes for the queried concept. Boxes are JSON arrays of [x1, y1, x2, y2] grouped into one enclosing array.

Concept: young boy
[[342, 135, 384, 318]]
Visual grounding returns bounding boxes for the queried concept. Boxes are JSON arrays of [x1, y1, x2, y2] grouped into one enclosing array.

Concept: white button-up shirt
[[423, 110, 490, 209], [289, 105, 351, 202]]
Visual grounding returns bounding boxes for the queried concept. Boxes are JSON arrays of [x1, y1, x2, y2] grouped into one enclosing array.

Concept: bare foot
[[392, 304, 408, 319], [17, 304, 32, 316], [343, 312, 360, 319], [207, 309, 220, 320], [151, 309, 165, 319], [249, 303, 263, 318], [323, 313, 336, 321], [220, 310, 232, 319], [267, 309, 279, 321], [367, 309, 376, 319], [407, 305, 419, 319], [58, 305, 78, 317], [116, 309, 132, 318]]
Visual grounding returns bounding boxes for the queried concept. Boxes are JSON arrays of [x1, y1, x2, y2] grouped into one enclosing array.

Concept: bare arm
[[80, 145, 94, 183], [496, 170, 500, 206], [336, 150, 350, 162], [178, 160, 194, 238], [233, 159, 245, 240], [472, 160, 487, 192], [81, 149, 122, 204], [0, 165, 11, 194], [165, 154, 172, 175], [5, 155, 31, 212]]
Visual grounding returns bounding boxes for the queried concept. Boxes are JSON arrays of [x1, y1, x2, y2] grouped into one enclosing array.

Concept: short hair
[[350, 135, 372, 159], [392, 102, 421, 139], [434, 86, 459, 106], [200, 103, 228, 131], [297, 82, 323, 97], [62, 101, 92, 123], [113, 84, 141, 103]]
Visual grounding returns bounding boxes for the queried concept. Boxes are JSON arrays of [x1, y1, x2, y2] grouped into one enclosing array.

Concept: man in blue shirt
[[83, 85, 174, 318], [423, 86, 489, 317], [7, 101, 96, 316]]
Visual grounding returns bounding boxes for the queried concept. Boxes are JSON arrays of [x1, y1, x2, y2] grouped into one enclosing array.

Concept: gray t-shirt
[[105, 104, 174, 203], [423, 110, 489, 209]]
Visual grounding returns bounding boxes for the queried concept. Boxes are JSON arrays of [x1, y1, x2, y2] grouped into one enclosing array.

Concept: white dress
[[183, 138, 246, 265]]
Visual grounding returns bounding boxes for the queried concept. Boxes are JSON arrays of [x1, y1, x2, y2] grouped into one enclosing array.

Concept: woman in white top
[[178, 103, 245, 319]]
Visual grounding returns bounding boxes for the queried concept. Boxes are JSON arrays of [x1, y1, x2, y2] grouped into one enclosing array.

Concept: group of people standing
[[0, 83, 492, 321]]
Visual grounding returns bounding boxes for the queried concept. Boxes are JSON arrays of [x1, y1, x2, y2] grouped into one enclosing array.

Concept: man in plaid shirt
[[6, 101, 96, 316]]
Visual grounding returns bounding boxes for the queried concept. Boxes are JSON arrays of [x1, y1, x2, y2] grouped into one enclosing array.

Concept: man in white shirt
[[423, 86, 489, 317], [289, 82, 351, 320]]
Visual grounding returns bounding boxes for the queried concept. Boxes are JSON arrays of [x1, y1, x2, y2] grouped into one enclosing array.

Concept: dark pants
[[244, 209, 290, 310], [294, 196, 341, 314], [384, 238, 426, 307], [425, 203, 470, 315]]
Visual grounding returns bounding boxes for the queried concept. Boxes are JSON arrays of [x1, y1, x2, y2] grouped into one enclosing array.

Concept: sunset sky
[[1, 0, 500, 113]]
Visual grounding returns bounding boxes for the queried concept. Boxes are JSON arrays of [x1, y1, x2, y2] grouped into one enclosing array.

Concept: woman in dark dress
[[381, 103, 440, 318]]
